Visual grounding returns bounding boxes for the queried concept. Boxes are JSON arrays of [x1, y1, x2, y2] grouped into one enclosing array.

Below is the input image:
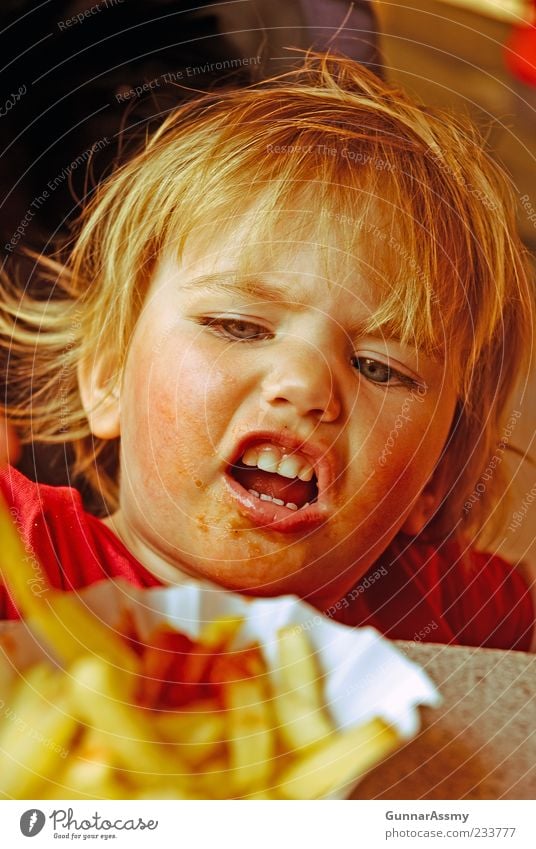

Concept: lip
[[223, 429, 336, 533]]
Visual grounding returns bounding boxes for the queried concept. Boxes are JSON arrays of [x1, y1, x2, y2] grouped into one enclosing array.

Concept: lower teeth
[[248, 489, 302, 511]]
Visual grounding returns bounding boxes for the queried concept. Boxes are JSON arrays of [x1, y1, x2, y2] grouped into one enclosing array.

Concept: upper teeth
[[241, 443, 315, 481]]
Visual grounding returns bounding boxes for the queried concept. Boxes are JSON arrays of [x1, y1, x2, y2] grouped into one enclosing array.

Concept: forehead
[[164, 194, 447, 355], [173, 196, 387, 292]]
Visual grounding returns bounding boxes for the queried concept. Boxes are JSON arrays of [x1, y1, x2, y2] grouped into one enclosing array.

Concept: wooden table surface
[[351, 641, 536, 799]]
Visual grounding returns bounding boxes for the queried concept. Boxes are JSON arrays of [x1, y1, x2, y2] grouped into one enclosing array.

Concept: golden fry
[[277, 717, 399, 799], [273, 689, 335, 751], [0, 493, 41, 619], [42, 592, 139, 672], [226, 678, 275, 794], [0, 664, 78, 798], [277, 626, 324, 708], [198, 616, 244, 649]]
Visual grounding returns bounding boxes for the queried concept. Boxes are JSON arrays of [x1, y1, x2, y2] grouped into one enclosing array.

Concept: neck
[[101, 511, 206, 587]]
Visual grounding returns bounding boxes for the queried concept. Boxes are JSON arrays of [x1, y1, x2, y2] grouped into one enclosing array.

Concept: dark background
[[0, 0, 379, 252]]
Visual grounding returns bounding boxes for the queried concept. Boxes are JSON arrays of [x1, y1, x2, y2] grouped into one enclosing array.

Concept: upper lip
[[226, 428, 338, 497]]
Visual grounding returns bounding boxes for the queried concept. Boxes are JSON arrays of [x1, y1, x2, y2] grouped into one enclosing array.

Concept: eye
[[201, 317, 273, 342], [351, 355, 416, 387]]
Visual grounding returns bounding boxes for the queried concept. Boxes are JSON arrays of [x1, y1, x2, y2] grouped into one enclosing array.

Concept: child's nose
[[261, 345, 341, 422]]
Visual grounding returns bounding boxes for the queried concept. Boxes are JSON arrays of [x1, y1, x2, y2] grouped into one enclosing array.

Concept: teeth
[[247, 490, 305, 512], [256, 450, 280, 474], [240, 442, 315, 482], [278, 454, 306, 480], [243, 447, 259, 467]]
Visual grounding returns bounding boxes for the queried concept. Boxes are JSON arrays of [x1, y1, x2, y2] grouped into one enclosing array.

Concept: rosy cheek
[[128, 340, 238, 480], [175, 343, 243, 424], [356, 407, 443, 494]]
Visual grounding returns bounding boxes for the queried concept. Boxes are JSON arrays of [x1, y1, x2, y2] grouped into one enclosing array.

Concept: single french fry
[[273, 688, 335, 751], [0, 492, 44, 620], [226, 678, 275, 794], [44, 592, 140, 673], [277, 626, 324, 708], [0, 664, 78, 798], [277, 717, 399, 799], [198, 616, 244, 649]]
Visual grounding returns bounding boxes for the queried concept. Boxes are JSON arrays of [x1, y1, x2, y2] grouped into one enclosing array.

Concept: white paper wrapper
[[0, 579, 440, 797]]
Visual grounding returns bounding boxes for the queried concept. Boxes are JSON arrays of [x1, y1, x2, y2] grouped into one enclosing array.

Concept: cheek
[[166, 343, 242, 440], [123, 336, 241, 473], [346, 403, 450, 514]]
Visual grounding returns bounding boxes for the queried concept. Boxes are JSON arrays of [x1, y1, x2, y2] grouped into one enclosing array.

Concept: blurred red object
[[505, 1, 536, 85]]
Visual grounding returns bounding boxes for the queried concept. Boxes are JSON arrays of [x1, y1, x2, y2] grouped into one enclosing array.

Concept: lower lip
[[223, 474, 327, 533]]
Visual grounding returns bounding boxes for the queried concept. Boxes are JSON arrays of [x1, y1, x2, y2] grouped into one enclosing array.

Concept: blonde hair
[[1, 52, 533, 544]]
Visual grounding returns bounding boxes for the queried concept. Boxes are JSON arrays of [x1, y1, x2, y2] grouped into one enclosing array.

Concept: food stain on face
[[246, 541, 263, 559], [195, 509, 248, 535], [228, 514, 253, 531]]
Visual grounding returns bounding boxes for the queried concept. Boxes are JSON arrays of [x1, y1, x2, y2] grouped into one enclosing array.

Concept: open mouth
[[229, 442, 319, 512]]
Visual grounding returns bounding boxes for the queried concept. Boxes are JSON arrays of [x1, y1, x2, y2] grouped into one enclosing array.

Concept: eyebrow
[[181, 274, 310, 309]]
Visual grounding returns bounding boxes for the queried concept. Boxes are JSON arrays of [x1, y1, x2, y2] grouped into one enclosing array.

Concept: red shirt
[[0, 466, 533, 650]]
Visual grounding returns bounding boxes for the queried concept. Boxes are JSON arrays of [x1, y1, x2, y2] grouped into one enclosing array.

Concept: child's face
[[98, 219, 457, 607]]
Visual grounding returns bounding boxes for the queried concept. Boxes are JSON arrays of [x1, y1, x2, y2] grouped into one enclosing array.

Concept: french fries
[[0, 619, 400, 799], [0, 494, 400, 799]]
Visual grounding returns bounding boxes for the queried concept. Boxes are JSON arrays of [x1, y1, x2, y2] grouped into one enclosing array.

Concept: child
[[1, 53, 534, 650]]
